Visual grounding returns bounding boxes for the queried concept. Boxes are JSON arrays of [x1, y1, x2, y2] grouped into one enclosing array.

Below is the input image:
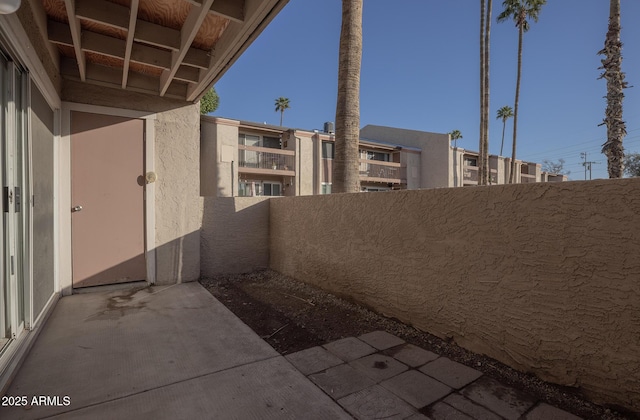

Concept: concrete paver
[[386, 343, 439, 368], [349, 353, 408, 382], [419, 357, 483, 389], [54, 357, 352, 420], [309, 363, 375, 400], [524, 403, 583, 420], [381, 370, 452, 409], [461, 376, 537, 420], [324, 337, 376, 362], [359, 330, 405, 350], [425, 402, 474, 419], [0, 283, 350, 420], [285, 345, 344, 375], [443, 393, 502, 420], [337, 384, 418, 420], [0, 287, 588, 420]]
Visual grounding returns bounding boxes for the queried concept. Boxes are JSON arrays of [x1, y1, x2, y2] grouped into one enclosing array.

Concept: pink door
[[71, 111, 146, 288]]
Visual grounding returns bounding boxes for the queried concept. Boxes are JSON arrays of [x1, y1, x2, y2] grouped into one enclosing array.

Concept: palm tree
[[496, 105, 514, 156], [479, 0, 486, 185], [479, 0, 492, 185], [598, 0, 627, 178], [497, 0, 546, 183], [274, 97, 290, 126], [449, 130, 463, 148], [333, 0, 363, 193]]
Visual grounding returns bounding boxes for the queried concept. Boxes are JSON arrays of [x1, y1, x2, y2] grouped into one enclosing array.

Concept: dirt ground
[[199, 270, 634, 420]]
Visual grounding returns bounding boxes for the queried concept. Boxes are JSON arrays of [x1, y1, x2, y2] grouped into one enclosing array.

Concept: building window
[[238, 133, 281, 149], [263, 182, 281, 196], [464, 157, 477, 167], [321, 183, 332, 194], [238, 180, 282, 197], [263, 136, 281, 149], [322, 141, 334, 159], [362, 150, 390, 162], [238, 133, 261, 147]]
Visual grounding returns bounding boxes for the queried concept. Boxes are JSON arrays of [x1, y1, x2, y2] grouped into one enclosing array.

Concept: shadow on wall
[[70, 230, 202, 289], [269, 178, 640, 413], [201, 196, 271, 276], [155, 230, 201, 285]]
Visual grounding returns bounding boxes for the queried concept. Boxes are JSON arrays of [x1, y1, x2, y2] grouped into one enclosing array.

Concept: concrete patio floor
[[0, 282, 582, 419]]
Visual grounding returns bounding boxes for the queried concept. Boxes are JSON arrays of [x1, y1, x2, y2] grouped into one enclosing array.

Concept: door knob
[[72, 205, 83, 212]]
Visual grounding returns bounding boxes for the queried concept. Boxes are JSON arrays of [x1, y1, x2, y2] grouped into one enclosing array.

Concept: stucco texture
[[201, 197, 271, 275], [270, 178, 640, 412], [153, 102, 202, 284], [63, 81, 202, 284]]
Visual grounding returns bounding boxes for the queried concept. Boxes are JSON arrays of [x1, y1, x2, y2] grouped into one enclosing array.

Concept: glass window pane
[[322, 142, 334, 159]]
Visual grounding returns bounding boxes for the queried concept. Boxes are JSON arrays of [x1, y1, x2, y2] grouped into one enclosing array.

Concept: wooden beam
[[60, 57, 186, 100], [187, 0, 284, 101], [183, 48, 210, 69], [210, 0, 244, 23], [159, 0, 215, 96], [63, 0, 86, 81], [174, 66, 199, 84], [75, 0, 129, 30], [134, 20, 180, 51], [83, 31, 126, 59], [49, 21, 172, 70], [48, 20, 73, 45], [122, 0, 139, 88], [184, 0, 245, 22], [130, 44, 171, 70]]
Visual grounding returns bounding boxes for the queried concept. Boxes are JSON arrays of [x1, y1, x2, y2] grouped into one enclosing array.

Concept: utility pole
[[580, 152, 600, 180]]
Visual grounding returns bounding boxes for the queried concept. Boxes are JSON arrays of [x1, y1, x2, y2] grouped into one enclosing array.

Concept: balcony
[[238, 145, 295, 176], [521, 173, 536, 183], [359, 160, 406, 184], [463, 166, 498, 185]]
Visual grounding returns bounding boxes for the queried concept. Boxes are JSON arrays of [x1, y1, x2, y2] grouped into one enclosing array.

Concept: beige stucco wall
[[360, 125, 451, 189], [63, 81, 202, 284], [201, 196, 271, 275], [270, 178, 640, 411], [201, 117, 240, 197]]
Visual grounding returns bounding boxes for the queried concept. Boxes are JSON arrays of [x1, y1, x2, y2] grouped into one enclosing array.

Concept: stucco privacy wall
[[63, 81, 202, 284], [201, 196, 271, 275], [270, 178, 640, 411]]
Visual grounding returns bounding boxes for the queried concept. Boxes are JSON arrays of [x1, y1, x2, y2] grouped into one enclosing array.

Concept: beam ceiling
[[42, 0, 287, 101]]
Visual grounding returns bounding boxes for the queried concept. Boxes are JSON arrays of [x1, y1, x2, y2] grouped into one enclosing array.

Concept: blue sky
[[213, 1, 640, 180]]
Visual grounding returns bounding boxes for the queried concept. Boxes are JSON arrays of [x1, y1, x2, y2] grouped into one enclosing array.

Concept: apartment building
[[200, 118, 566, 197]]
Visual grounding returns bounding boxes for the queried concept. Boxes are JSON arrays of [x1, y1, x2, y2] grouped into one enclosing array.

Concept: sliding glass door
[[1, 50, 30, 355]]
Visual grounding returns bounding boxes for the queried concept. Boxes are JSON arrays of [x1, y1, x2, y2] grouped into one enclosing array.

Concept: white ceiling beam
[[60, 57, 187, 99], [122, 0, 140, 89], [49, 22, 172, 70], [159, 0, 214, 96], [63, 0, 86, 81]]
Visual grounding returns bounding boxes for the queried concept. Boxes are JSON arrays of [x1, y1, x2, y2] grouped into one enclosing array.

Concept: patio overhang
[[40, 0, 288, 101]]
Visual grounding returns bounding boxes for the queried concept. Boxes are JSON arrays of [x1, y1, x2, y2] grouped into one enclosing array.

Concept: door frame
[[59, 103, 157, 295]]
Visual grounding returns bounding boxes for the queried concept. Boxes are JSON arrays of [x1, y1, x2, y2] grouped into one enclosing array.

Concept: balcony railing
[[521, 174, 536, 183], [238, 145, 295, 175], [359, 160, 406, 183], [463, 166, 498, 184]]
